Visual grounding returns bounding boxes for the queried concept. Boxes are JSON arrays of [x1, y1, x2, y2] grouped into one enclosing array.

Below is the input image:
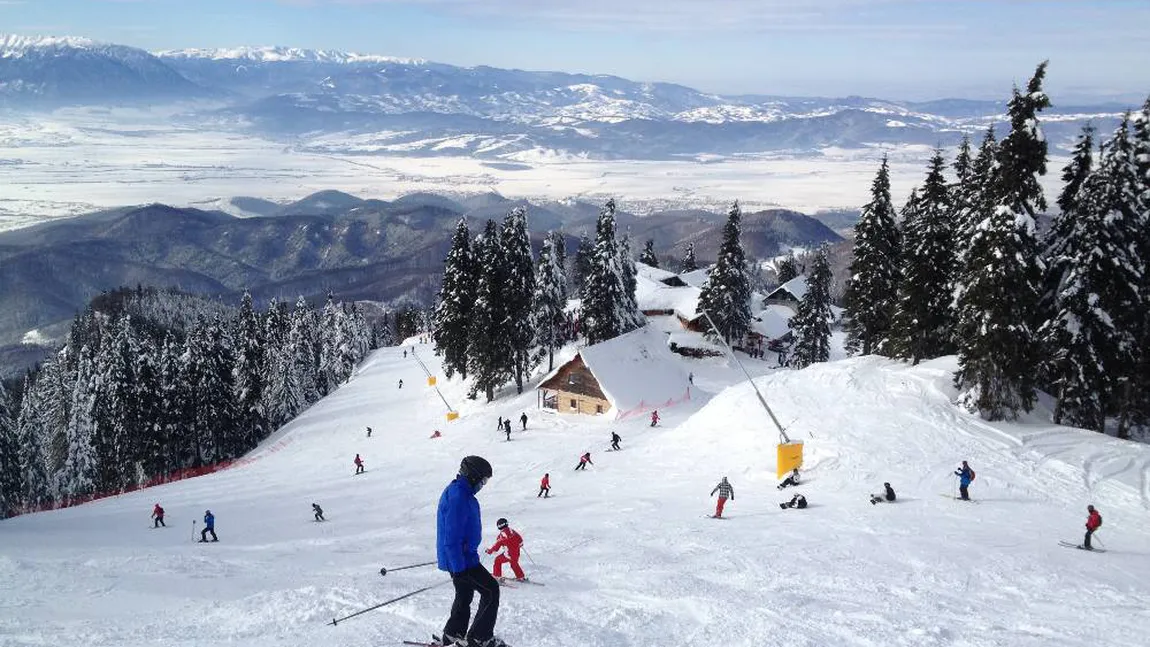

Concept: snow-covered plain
[[0, 108, 1070, 231], [3, 339, 1150, 647]]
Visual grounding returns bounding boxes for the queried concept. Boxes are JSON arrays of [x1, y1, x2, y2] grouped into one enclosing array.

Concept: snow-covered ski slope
[[4, 346, 1150, 647]]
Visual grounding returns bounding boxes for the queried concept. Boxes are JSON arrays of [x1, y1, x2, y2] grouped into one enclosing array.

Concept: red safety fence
[[615, 387, 692, 421]]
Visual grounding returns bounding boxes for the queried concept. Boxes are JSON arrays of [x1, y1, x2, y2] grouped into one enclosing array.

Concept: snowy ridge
[[4, 342, 1150, 647], [1, 34, 100, 57], [155, 46, 423, 65]]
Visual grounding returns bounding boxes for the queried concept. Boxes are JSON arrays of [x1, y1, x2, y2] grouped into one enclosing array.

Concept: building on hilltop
[[537, 325, 692, 419]]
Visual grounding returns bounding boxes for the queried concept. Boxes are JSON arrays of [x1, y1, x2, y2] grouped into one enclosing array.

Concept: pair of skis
[[1058, 540, 1106, 553], [497, 577, 544, 588]]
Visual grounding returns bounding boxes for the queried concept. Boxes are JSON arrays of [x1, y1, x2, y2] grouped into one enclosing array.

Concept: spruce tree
[[16, 374, 51, 509], [888, 150, 955, 363], [93, 316, 137, 492], [697, 201, 751, 344], [776, 252, 800, 285], [681, 242, 699, 272], [789, 246, 834, 368], [581, 199, 640, 344], [468, 220, 512, 401], [573, 234, 594, 294], [59, 344, 99, 503], [639, 239, 659, 267], [955, 128, 1000, 261], [433, 218, 476, 380], [533, 233, 567, 372], [0, 384, 20, 517], [549, 231, 568, 301], [843, 157, 900, 356], [1126, 98, 1150, 431], [233, 291, 266, 452], [501, 206, 538, 394], [618, 234, 643, 330]]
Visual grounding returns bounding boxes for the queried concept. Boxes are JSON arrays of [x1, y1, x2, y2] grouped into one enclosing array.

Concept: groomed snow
[[3, 345, 1150, 647]]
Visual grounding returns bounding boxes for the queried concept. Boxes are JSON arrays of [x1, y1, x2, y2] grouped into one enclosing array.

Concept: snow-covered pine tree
[[788, 246, 834, 368], [59, 343, 99, 504], [1126, 98, 1150, 432], [776, 252, 800, 285], [549, 230, 568, 301], [131, 334, 161, 486], [581, 199, 640, 344], [1039, 120, 1141, 431], [152, 334, 185, 474], [954, 63, 1050, 420], [889, 150, 955, 363], [573, 234, 594, 294], [317, 292, 343, 396], [533, 232, 566, 372], [955, 128, 1000, 261], [433, 218, 476, 380], [639, 239, 659, 268], [501, 206, 538, 394], [468, 220, 513, 401], [843, 157, 900, 356], [1042, 125, 1096, 319], [233, 291, 266, 453], [618, 233, 643, 330], [92, 316, 137, 492], [15, 373, 52, 510], [681, 242, 699, 272], [697, 201, 751, 344], [288, 297, 318, 412], [0, 384, 20, 517]]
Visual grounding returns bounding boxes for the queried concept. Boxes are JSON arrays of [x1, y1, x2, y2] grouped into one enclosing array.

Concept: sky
[[2, 0, 1149, 101]]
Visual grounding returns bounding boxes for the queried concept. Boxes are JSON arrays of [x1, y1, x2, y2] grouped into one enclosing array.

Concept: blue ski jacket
[[955, 466, 973, 487], [437, 475, 482, 574], [203, 512, 215, 529]]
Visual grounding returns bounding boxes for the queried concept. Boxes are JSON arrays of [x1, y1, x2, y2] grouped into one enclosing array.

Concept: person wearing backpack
[[954, 461, 975, 500], [1084, 505, 1102, 550]]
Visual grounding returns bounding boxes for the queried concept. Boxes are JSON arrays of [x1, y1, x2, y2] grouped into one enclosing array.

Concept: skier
[[710, 477, 735, 518], [366, 426, 373, 438], [777, 468, 801, 489], [152, 503, 166, 528], [312, 503, 325, 522], [404, 349, 408, 359], [650, 410, 660, 427], [486, 518, 526, 581], [354, 454, 365, 475], [780, 494, 807, 510], [537, 474, 550, 498], [574, 452, 593, 471], [954, 461, 975, 500], [610, 432, 621, 451], [503, 419, 512, 437], [1083, 505, 1102, 550], [436, 455, 508, 647], [431, 430, 443, 439], [688, 372, 694, 385], [399, 379, 404, 389], [200, 510, 218, 542], [519, 412, 527, 431], [496, 416, 503, 432], [870, 483, 896, 505]]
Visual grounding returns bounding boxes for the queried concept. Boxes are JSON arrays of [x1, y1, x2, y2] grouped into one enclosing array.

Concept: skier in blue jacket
[[436, 455, 508, 647], [954, 461, 975, 501], [200, 510, 218, 542]]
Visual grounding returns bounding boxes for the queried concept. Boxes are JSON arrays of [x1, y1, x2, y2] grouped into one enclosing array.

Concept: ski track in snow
[[3, 347, 1150, 647]]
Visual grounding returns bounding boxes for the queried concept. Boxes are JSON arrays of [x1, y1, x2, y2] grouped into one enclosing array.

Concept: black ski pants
[[154, 517, 165, 528], [958, 484, 969, 500], [201, 527, 218, 542], [444, 565, 500, 644], [1084, 528, 1096, 549], [611, 441, 620, 450], [538, 487, 549, 498]]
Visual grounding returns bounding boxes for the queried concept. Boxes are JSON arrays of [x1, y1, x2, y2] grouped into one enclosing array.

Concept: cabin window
[[570, 399, 578, 409], [596, 404, 603, 414]]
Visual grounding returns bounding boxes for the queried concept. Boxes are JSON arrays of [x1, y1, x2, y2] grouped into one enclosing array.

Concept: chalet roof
[[678, 267, 711, 288], [764, 274, 808, 302]]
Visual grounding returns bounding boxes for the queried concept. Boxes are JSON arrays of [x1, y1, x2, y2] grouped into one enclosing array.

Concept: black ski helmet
[[459, 455, 493, 483], [496, 517, 508, 529]]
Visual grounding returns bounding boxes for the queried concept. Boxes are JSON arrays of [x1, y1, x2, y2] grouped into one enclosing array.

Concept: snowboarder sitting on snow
[[610, 432, 622, 451], [650, 410, 660, 427], [710, 477, 735, 518], [538, 473, 550, 498], [954, 461, 975, 500], [519, 412, 528, 431], [200, 510, 218, 542], [152, 503, 166, 528], [1083, 505, 1102, 550], [313, 503, 325, 522], [870, 483, 896, 505], [486, 517, 526, 582], [780, 494, 807, 510], [777, 468, 801, 489], [437, 455, 509, 647], [354, 454, 365, 475], [575, 452, 593, 471]]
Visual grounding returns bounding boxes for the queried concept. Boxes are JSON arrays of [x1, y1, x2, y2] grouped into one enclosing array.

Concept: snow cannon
[[777, 441, 804, 479]]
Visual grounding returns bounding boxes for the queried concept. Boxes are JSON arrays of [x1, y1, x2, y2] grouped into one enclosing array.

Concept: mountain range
[[0, 190, 843, 370], [0, 35, 1127, 160]]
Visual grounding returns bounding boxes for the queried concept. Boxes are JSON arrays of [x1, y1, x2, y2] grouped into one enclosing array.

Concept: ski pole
[[522, 547, 537, 567], [379, 560, 437, 576], [328, 580, 450, 626]]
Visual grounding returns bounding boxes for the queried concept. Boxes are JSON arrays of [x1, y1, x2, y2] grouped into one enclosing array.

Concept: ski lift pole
[[699, 308, 790, 443]]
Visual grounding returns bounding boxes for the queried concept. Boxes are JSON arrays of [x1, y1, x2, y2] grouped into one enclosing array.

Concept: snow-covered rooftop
[[576, 325, 692, 417], [765, 274, 809, 302]]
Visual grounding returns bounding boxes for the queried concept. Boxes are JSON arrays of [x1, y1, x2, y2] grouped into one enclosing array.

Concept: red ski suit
[[486, 528, 525, 579], [1086, 510, 1102, 531]]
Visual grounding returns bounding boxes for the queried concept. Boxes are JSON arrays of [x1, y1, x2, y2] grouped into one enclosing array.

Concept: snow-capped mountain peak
[[0, 34, 99, 57], [154, 46, 423, 66]]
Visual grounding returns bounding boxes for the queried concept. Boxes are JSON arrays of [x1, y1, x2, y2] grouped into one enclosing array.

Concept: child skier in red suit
[[486, 517, 526, 581]]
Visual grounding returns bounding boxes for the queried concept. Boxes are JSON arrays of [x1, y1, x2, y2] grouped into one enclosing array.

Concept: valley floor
[[3, 342, 1149, 647]]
